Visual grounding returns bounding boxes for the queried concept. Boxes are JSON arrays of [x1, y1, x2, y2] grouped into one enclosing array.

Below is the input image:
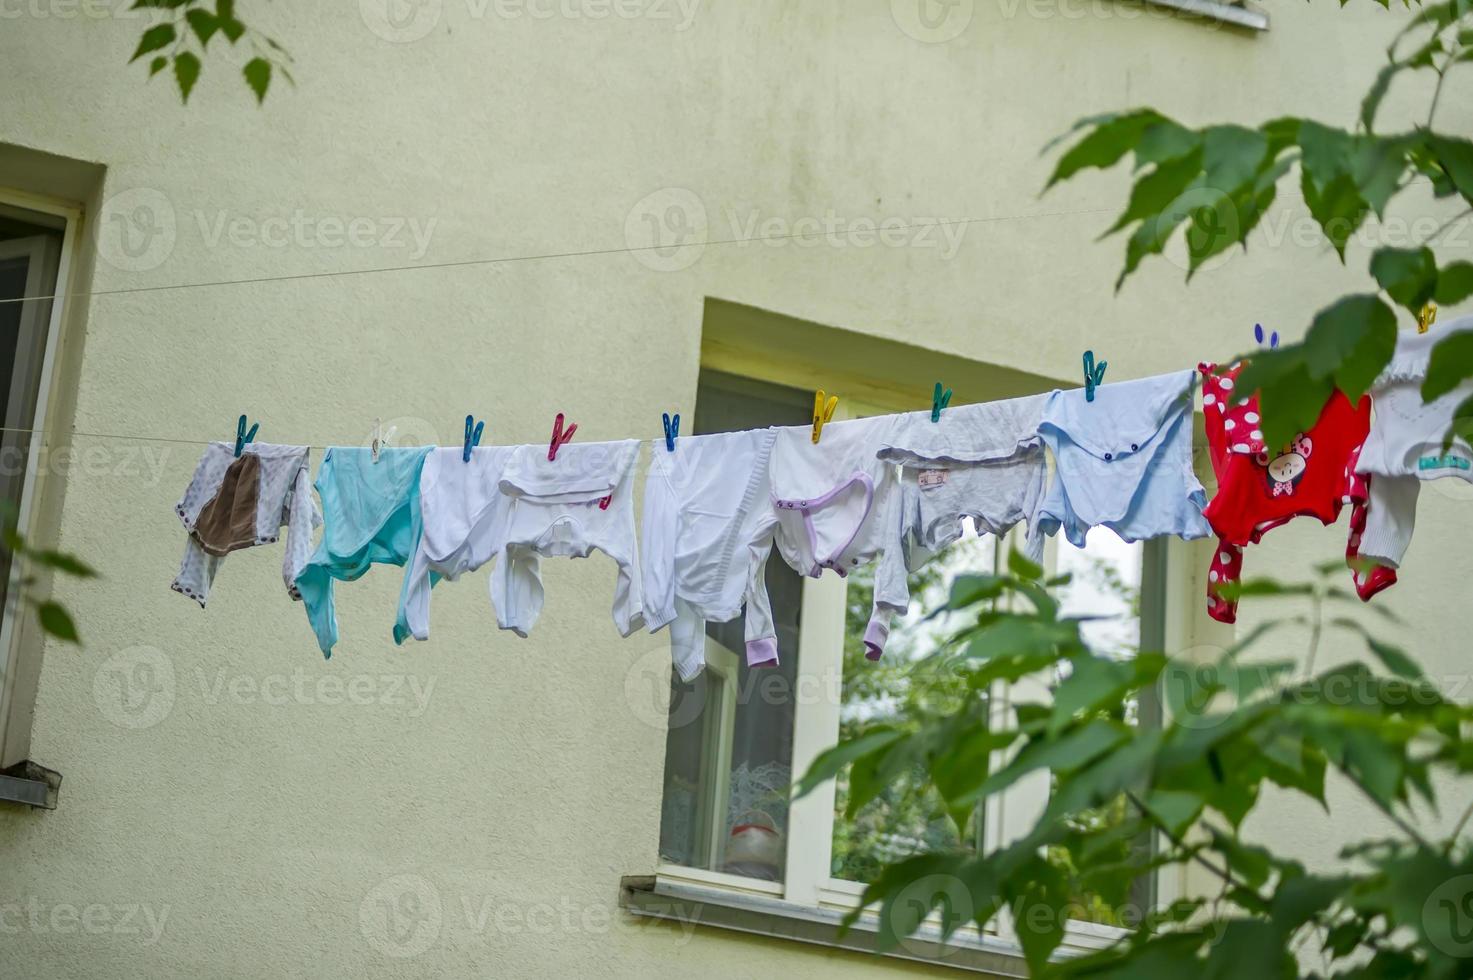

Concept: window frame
[[0, 186, 82, 774]]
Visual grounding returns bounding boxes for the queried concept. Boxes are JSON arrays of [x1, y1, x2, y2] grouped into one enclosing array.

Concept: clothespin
[[1082, 351, 1107, 403], [811, 390, 839, 444], [930, 382, 953, 423], [1253, 323, 1279, 349], [233, 415, 259, 457], [662, 412, 680, 452], [548, 412, 577, 461], [371, 418, 384, 463], [462, 415, 484, 463], [1419, 302, 1438, 335]]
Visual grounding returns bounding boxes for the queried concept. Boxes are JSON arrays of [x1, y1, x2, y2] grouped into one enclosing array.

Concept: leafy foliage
[[130, 0, 292, 104], [1043, 3, 1473, 448], [0, 502, 94, 648], [795, 555, 1473, 976]]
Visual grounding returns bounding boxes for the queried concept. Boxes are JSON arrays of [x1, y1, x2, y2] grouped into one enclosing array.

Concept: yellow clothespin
[[1418, 301, 1438, 335], [811, 390, 839, 444]]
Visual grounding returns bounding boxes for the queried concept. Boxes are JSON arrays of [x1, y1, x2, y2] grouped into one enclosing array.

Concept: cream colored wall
[[1, 1, 1470, 976]]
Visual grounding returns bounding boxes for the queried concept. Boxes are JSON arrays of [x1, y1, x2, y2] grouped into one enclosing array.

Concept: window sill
[[1143, 0, 1268, 30], [619, 874, 1030, 976]]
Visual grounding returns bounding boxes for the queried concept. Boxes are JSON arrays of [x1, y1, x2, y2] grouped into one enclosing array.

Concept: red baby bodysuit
[[1199, 362, 1396, 623]]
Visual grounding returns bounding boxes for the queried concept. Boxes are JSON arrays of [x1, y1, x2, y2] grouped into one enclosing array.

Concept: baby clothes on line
[[1036, 369, 1211, 548], [1198, 362, 1395, 624], [397, 445, 516, 642], [171, 442, 318, 607], [1355, 315, 1473, 569], [493, 439, 645, 639], [875, 394, 1051, 583], [294, 446, 433, 658], [641, 430, 780, 680], [769, 415, 906, 661]]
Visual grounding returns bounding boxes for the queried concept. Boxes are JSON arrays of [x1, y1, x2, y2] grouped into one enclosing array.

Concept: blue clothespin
[[930, 382, 953, 423], [1082, 351, 1107, 403], [662, 412, 680, 452], [233, 415, 259, 457], [462, 414, 484, 463], [1253, 323, 1279, 349]]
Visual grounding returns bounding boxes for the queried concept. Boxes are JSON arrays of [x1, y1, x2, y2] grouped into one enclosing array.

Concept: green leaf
[[1303, 294, 1398, 400], [1046, 110, 1165, 190], [130, 23, 176, 63], [1331, 618, 1424, 679], [1133, 120, 1201, 169], [1050, 655, 1135, 733], [184, 7, 217, 45], [1301, 170, 1369, 260], [28, 550, 98, 578], [243, 57, 271, 104], [1437, 262, 1473, 305], [1007, 547, 1043, 581], [1201, 124, 1268, 193], [793, 728, 904, 800], [1104, 152, 1204, 238], [1428, 134, 1473, 203], [35, 601, 78, 643], [962, 618, 1077, 662], [1235, 349, 1336, 450], [952, 720, 1126, 810], [149, 55, 167, 77], [947, 574, 1007, 610], [1144, 789, 1205, 838], [1371, 246, 1438, 313], [1422, 329, 1473, 401], [173, 51, 202, 102]]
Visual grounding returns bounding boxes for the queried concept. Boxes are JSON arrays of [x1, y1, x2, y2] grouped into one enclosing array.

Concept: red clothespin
[[548, 412, 577, 461]]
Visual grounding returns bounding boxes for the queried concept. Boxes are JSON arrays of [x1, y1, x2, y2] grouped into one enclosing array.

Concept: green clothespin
[[1083, 351, 1107, 403], [233, 415, 259, 457], [930, 382, 953, 422]]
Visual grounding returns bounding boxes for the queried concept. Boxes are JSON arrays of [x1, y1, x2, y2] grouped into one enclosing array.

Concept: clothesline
[[0, 206, 1116, 307]]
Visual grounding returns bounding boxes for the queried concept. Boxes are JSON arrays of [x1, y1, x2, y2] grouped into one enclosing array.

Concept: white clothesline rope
[[0, 207, 1116, 307]]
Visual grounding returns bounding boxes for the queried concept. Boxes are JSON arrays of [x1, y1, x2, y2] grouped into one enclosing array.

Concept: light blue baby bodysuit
[[1036, 368, 1211, 547], [295, 446, 434, 657]]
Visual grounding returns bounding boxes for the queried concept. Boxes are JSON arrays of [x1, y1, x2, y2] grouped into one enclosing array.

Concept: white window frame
[[0, 187, 81, 771], [653, 380, 1198, 961]]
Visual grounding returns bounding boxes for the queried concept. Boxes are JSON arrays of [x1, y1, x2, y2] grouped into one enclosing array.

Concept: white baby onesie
[[641, 429, 780, 680], [493, 439, 645, 639], [171, 442, 318, 607], [1037, 369, 1212, 547], [1355, 315, 1473, 568], [396, 445, 516, 642], [768, 415, 906, 661], [874, 394, 1051, 603]]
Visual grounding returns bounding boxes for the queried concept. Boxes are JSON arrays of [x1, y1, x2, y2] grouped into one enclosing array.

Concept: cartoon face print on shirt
[[1257, 434, 1313, 497]]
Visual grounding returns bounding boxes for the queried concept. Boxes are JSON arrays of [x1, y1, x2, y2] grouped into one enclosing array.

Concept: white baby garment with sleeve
[[1355, 315, 1473, 568], [396, 445, 516, 642], [493, 439, 645, 639], [768, 414, 906, 661], [171, 442, 318, 607], [1036, 369, 1211, 547], [640, 429, 779, 680], [874, 394, 1051, 603]]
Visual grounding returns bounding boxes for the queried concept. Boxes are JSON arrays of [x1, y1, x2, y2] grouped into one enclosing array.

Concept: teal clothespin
[[1083, 351, 1107, 403], [233, 415, 259, 457], [930, 382, 953, 423], [463, 415, 485, 463]]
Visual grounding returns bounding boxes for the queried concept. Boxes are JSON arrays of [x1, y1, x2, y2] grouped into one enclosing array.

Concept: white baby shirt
[[494, 439, 645, 639], [768, 415, 906, 661], [171, 442, 318, 607], [641, 429, 780, 680], [397, 445, 517, 642], [1355, 315, 1473, 568], [874, 394, 1051, 600], [1037, 369, 1211, 547]]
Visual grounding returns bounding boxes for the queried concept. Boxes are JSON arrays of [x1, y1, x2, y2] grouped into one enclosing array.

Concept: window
[[0, 191, 78, 777], [653, 364, 1174, 952]]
